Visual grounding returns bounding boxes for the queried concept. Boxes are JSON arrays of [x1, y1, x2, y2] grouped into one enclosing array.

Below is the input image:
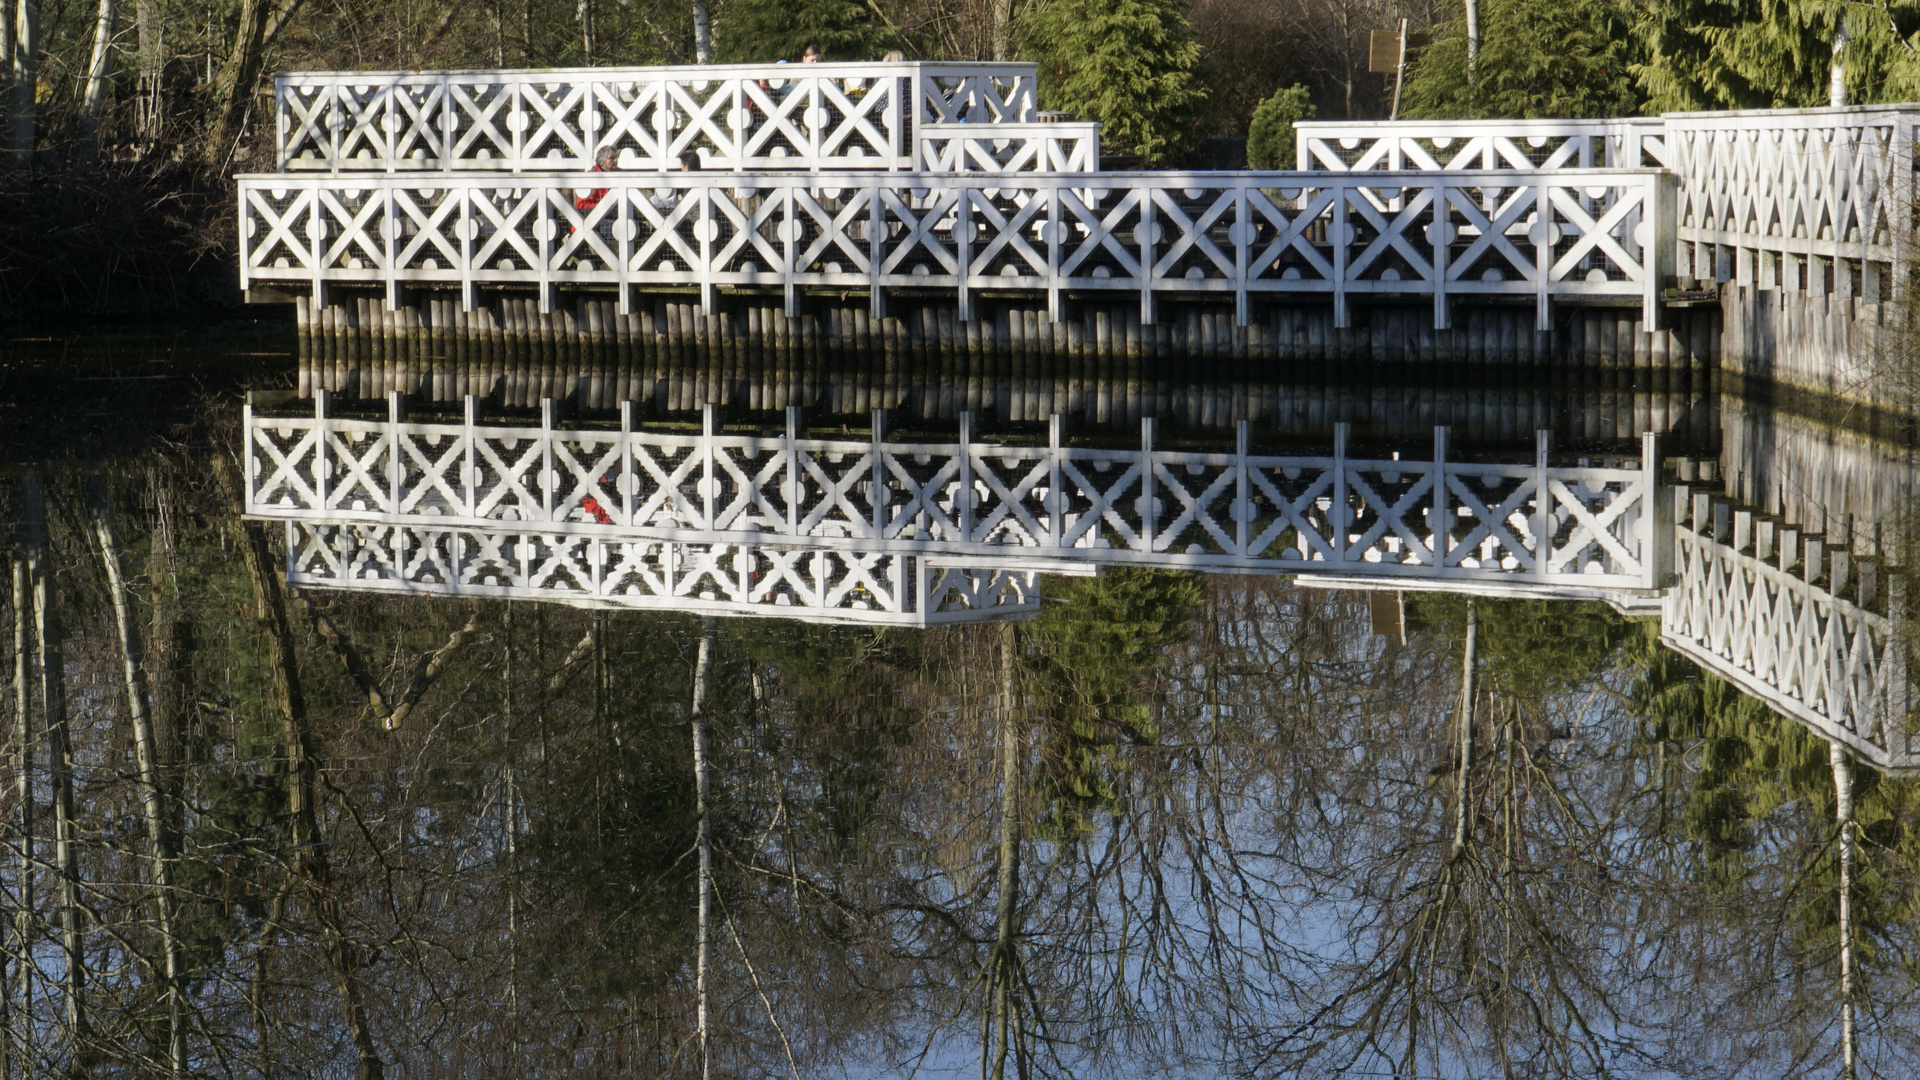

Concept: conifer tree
[[1247, 84, 1315, 170], [1018, 0, 1206, 163], [714, 0, 898, 63], [1634, 0, 1920, 110], [1403, 0, 1644, 119]]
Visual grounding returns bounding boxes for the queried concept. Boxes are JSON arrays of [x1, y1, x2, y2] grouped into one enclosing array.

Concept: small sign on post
[[1370, 21, 1413, 120]]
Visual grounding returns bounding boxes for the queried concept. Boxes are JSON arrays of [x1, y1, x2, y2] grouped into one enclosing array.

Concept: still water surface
[[0, 326, 1916, 1079]]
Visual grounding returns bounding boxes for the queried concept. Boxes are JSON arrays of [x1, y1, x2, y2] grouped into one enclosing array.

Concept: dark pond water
[[0, 324, 1916, 1079]]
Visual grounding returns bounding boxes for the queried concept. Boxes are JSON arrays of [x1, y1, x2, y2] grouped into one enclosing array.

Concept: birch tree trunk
[[79, 0, 117, 142], [691, 616, 716, 1080], [692, 0, 711, 64], [219, 456, 385, 1080], [11, 0, 39, 156], [1451, 599, 1478, 859], [991, 0, 1013, 62], [90, 487, 184, 1077], [1465, 0, 1480, 92], [133, 0, 161, 145], [1831, 739, 1857, 1080], [8, 554, 32, 1079], [987, 621, 1022, 1080], [21, 472, 85, 1061]]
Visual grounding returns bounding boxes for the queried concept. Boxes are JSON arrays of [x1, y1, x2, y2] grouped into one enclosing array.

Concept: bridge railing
[[1297, 118, 1669, 172], [918, 122, 1101, 173], [244, 396, 1668, 591], [1662, 496, 1914, 772], [282, 520, 1043, 626], [237, 168, 1673, 329], [1662, 106, 1916, 302], [274, 63, 1038, 173]]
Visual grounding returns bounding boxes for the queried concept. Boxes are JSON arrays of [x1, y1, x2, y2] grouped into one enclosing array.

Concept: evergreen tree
[[1402, 0, 1644, 119], [1018, 0, 1207, 163], [1247, 84, 1315, 170], [714, 0, 899, 64], [1634, 0, 1920, 110]]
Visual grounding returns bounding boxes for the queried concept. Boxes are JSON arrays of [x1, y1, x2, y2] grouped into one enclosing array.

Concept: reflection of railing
[[237, 168, 1673, 329], [284, 521, 1041, 626], [1297, 118, 1669, 172], [274, 63, 1038, 173], [1662, 496, 1914, 772], [244, 394, 1668, 590], [918, 123, 1100, 173]]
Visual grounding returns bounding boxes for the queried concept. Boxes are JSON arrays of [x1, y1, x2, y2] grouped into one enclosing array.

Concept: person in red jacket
[[576, 146, 619, 212]]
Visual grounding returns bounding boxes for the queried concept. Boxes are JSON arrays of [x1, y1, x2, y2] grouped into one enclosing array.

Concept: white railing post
[[1432, 425, 1449, 567], [620, 400, 636, 526], [1533, 429, 1551, 581], [1332, 422, 1349, 565], [1235, 418, 1249, 558], [871, 409, 887, 538], [464, 395, 479, 518], [542, 397, 558, 523], [959, 411, 975, 541], [314, 389, 332, 512], [702, 402, 717, 530], [1431, 176, 1450, 330], [1140, 416, 1158, 552], [1048, 414, 1064, 550], [786, 406, 802, 537]]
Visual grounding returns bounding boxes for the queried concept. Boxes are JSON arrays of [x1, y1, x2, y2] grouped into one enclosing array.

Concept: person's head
[[801, 44, 822, 63], [594, 146, 618, 170], [677, 151, 701, 171], [882, 49, 905, 63]]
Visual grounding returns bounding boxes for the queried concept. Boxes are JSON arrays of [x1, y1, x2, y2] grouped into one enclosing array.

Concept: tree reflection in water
[[1, 342, 1917, 1080]]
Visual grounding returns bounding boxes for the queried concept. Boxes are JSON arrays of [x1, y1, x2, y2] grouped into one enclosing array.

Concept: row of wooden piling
[[294, 292, 1719, 441]]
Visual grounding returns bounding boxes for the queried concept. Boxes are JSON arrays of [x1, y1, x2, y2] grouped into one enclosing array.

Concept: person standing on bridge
[[575, 145, 620, 213]]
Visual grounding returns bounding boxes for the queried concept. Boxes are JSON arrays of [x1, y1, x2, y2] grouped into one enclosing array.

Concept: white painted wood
[[244, 405, 1664, 589], [1663, 518, 1915, 772], [237, 168, 1672, 329], [283, 520, 1042, 626], [275, 63, 1039, 173], [1296, 118, 1669, 172], [916, 122, 1100, 173]]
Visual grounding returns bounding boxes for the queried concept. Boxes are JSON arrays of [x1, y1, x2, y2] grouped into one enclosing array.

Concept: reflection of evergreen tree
[[1025, 568, 1204, 835], [1405, 595, 1632, 702], [1625, 620, 1920, 960]]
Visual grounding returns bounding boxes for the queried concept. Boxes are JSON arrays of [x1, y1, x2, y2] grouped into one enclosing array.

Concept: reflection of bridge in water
[[242, 387, 1912, 771]]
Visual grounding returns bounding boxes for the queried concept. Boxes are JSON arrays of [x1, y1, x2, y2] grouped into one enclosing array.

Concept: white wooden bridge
[[240, 62, 1918, 341]]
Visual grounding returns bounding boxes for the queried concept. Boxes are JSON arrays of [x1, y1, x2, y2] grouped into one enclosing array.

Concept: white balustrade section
[[243, 395, 1668, 591], [918, 122, 1100, 173], [275, 63, 1037, 173], [1662, 503, 1914, 772], [1297, 118, 1669, 172], [284, 520, 1042, 626], [1663, 106, 1916, 301], [236, 168, 1673, 330]]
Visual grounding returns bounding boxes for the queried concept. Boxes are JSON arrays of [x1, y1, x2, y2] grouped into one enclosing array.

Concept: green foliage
[[1017, 0, 1207, 162], [1246, 84, 1315, 170], [714, 0, 900, 63], [1625, 620, 1920, 951], [1634, 0, 1920, 110], [1402, 0, 1644, 119], [1025, 569, 1205, 834], [1406, 595, 1633, 703]]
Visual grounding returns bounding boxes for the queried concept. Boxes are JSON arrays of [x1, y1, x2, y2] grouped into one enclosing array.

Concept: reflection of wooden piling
[[293, 292, 1720, 443]]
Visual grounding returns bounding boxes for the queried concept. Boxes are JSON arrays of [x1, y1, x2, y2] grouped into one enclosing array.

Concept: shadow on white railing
[[1662, 495, 1915, 772], [238, 168, 1673, 329], [275, 63, 1037, 173], [1294, 107, 1920, 304], [244, 396, 1667, 591]]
